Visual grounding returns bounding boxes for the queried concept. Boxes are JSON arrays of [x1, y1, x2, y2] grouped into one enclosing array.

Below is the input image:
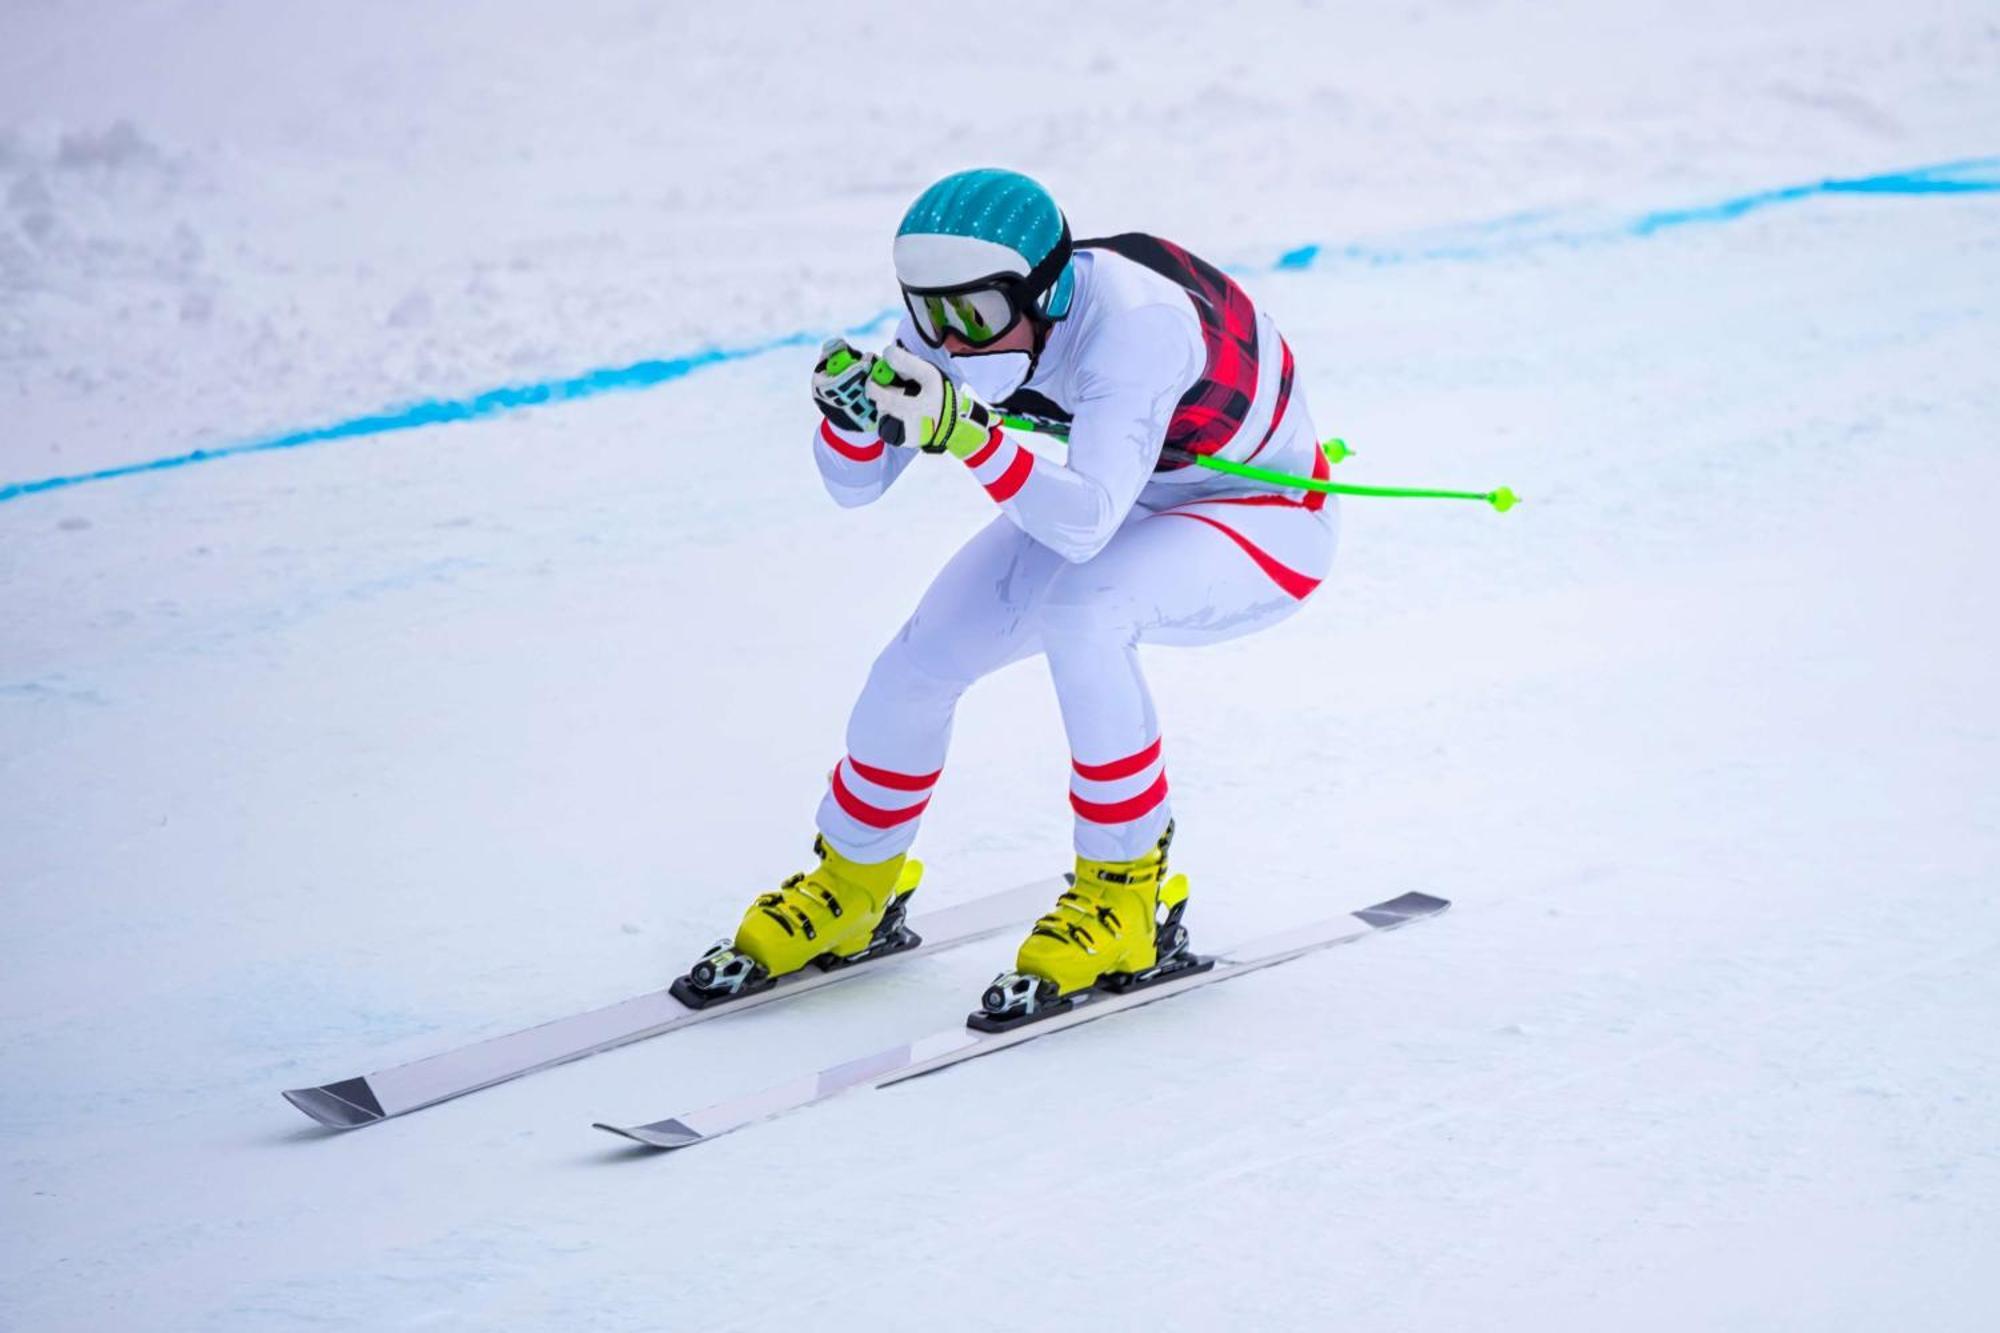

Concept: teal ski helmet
[[893, 169, 1075, 349]]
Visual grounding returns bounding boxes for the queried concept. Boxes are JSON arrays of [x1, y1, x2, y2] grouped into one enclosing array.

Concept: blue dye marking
[[5, 155, 1995, 508], [1627, 184, 1817, 236], [1271, 156, 2000, 263], [1, 331, 816, 504]]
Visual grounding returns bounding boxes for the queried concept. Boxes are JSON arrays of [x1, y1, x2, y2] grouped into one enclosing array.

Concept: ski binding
[[968, 890, 1209, 1032], [668, 888, 922, 1009]]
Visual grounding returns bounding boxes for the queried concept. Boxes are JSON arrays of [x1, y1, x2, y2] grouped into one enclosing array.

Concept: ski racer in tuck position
[[678, 168, 1338, 1027]]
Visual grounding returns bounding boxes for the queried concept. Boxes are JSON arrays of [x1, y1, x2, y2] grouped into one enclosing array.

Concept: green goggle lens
[[906, 285, 1020, 348]]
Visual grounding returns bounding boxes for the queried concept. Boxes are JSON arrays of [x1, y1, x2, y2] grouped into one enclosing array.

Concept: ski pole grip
[[869, 356, 920, 395], [868, 355, 922, 448]]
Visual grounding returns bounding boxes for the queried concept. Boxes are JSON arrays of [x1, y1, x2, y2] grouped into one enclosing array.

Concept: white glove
[[864, 344, 996, 457]]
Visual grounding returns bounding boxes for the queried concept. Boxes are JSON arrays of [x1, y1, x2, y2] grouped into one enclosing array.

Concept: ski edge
[[594, 888, 1453, 1152]]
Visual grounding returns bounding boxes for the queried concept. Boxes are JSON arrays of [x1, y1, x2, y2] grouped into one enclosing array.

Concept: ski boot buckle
[[815, 889, 923, 972]]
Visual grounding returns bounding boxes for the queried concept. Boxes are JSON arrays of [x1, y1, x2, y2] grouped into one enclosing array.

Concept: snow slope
[[4, 2, 1998, 1329]]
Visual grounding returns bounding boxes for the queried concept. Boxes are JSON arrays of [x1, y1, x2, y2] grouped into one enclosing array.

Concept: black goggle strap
[[1016, 214, 1073, 312]]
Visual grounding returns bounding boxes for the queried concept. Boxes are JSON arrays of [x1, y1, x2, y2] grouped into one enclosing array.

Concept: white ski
[[282, 877, 1059, 1129], [593, 890, 1450, 1151]]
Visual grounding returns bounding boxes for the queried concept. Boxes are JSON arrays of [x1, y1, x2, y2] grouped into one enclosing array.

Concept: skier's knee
[[865, 623, 977, 701], [1037, 571, 1139, 650]]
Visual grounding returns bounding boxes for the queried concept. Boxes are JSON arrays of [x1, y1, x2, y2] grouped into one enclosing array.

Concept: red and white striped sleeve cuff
[[816, 418, 884, 464], [960, 427, 1035, 504]]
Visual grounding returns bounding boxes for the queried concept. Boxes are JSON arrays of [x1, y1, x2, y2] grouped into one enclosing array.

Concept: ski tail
[[282, 1077, 387, 1128], [1354, 890, 1450, 928], [592, 1118, 703, 1150]]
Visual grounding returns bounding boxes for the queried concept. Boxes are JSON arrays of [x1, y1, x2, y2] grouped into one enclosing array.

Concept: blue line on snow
[[1264, 156, 2000, 268], [0, 306, 898, 507], [1629, 157, 2000, 235], [0, 334, 815, 506], [4, 156, 1995, 508]]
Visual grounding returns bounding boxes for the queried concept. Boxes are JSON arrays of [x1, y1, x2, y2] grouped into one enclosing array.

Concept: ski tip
[[592, 1118, 703, 1151], [282, 1076, 387, 1129], [1353, 892, 1452, 929]]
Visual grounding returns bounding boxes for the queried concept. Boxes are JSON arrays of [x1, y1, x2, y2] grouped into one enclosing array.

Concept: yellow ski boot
[[972, 824, 1208, 1031], [671, 837, 924, 1008]]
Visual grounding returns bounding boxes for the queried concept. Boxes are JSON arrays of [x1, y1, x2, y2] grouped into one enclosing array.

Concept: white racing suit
[[811, 236, 1338, 863]]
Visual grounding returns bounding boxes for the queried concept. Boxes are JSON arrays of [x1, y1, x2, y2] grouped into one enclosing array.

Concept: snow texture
[[3, 1, 1998, 1329]]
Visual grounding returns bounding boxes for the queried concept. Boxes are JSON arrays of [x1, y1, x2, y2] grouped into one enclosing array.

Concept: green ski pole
[[1200, 444, 1518, 512], [996, 415, 1518, 513]]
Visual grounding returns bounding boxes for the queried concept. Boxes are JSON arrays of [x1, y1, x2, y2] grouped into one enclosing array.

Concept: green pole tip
[[1488, 487, 1519, 513], [1321, 438, 1353, 464]]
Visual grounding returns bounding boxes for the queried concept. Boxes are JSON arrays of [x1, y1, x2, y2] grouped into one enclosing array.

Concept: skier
[[683, 168, 1338, 1023]]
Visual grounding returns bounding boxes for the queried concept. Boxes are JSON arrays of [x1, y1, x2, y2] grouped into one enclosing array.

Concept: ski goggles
[[901, 280, 1033, 350], [900, 221, 1074, 350]]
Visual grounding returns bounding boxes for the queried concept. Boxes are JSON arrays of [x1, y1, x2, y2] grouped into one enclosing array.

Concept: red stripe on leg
[[1072, 737, 1163, 783], [846, 756, 941, 793], [1070, 771, 1170, 824], [1160, 512, 1321, 601], [830, 765, 930, 829], [1201, 493, 1304, 508]]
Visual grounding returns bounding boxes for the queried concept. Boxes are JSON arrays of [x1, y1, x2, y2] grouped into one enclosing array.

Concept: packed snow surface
[[3, 2, 1998, 1329]]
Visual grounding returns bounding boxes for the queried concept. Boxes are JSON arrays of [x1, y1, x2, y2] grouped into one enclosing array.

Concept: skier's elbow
[[1055, 485, 1128, 562], [1056, 530, 1112, 563], [1049, 512, 1122, 563], [822, 477, 881, 509]]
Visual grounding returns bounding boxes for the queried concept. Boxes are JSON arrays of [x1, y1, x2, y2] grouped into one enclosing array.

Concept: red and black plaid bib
[[1080, 234, 1259, 470], [999, 234, 1283, 472]]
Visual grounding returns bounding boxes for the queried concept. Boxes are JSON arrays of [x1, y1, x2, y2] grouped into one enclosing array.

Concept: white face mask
[[951, 349, 1034, 403]]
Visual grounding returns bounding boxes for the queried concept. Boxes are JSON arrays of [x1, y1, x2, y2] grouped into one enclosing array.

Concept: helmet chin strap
[[1023, 313, 1051, 384]]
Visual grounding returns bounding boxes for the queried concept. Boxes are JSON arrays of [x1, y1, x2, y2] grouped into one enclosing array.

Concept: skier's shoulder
[[1062, 244, 1203, 376], [1073, 238, 1206, 321]]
